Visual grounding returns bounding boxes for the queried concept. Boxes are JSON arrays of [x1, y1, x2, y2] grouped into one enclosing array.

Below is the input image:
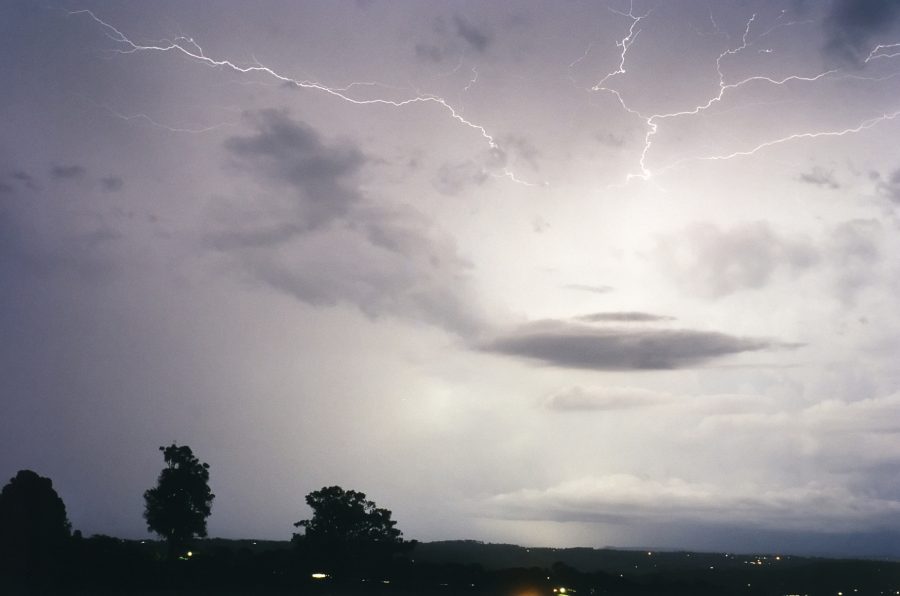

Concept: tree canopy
[[143, 444, 214, 558], [0, 470, 72, 576], [293, 486, 409, 575]]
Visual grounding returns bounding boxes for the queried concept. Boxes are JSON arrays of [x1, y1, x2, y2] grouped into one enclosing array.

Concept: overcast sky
[[3, 0, 900, 557]]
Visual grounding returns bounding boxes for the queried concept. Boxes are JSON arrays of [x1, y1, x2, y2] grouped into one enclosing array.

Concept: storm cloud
[[563, 284, 614, 294], [544, 386, 670, 411], [6, 0, 900, 556], [483, 320, 788, 370], [224, 109, 366, 232], [654, 222, 819, 298], [50, 164, 86, 180], [823, 0, 900, 65], [575, 312, 675, 323], [485, 475, 900, 532], [799, 166, 840, 189], [453, 16, 491, 53], [876, 168, 900, 203], [213, 110, 483, 335]]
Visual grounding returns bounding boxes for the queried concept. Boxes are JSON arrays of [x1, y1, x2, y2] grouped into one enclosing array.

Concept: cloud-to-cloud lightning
[[587, 2, 900, 183], [69, 9, 539, 186]]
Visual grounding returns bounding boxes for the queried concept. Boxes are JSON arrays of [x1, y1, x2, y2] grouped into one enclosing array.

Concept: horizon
[[3, 0, 900, 559]]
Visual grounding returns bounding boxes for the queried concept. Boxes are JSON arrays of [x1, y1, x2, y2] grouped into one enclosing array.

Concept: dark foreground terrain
[[5, 537, 900, 595]]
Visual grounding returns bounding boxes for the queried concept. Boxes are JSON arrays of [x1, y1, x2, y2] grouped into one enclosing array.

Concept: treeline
[[5, 446, 900, 595], [2, 533, 723, 595]]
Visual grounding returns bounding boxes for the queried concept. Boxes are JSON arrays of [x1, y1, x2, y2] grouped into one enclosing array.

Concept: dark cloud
[[563, 283, 614, 294], [0, 182, 12, 194], [230, 206, 482, 336], [11, 170, 38, 190], [829, 219, 883, 304], [206, 223, 303, 251], [823, 0, 900, 66], [0, 204, 120, 282], [214, 110, 483, 335], [876, 168, 900, 202], [545, 386, 669, 411], [453, 16, 491, 53], [100, 176, 124, 192], [576, 312, 675, 323], [654, 222, 819, 298], [501, 135, 541, 172], [414, 43, 444, 63], [482, 320, 790, 370], [595, 132, 627, 148], [485, 476, 900, 532], [433, 160, 490, 196], [50, 164, 86, 180], [799, 166, 840, 189], [224, 109, 365, 231], [433, 148, 505, 196]]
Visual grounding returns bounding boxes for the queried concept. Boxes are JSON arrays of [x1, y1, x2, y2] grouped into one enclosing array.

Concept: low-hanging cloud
[[799, 166, 840, 189], [482, 319, 791, 370], [224, 109, 365, 232], [50, 164, 86, 180], [453, 15, 491, 53], [563, 284, 614, 294], [545, 386, 671, 411], [876, 168, 900, 203], [654, 221, 819, 298], [823, 0, 900, 66], [576, 312, 674, 323], [828, 219, 883, 304], [100, 176, 124, 192], [484, 475, 900, 532], [212, 110, 485, 336]]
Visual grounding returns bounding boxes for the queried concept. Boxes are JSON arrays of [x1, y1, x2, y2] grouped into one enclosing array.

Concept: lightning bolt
[[463, 67, 479, 93], [866, 43, 900, 63], [661, 109, 900, 172], [589, 3, 900, 184], [87, 101, 236, 134], [70, 9, 540, 186]]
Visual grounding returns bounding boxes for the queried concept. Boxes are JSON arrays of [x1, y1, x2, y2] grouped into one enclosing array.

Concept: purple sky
[[3, 0, 900, 557]]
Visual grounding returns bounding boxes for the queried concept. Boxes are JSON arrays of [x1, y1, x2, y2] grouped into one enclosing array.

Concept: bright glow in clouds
[[2, 0, 900, 557]]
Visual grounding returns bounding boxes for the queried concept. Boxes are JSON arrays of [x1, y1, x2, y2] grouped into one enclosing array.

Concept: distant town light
[[311, 573, 329, 579]]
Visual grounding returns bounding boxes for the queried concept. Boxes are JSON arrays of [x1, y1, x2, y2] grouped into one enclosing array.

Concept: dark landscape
[[5, 2, 900, 594], [4, 464, 900, 595], [7, 535, 900, 595]]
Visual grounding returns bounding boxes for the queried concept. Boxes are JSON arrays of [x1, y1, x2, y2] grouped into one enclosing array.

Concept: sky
[[3, 0, 900, 557]]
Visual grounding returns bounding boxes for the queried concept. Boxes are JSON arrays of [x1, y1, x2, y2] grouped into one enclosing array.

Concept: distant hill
[[412, 540, 806, 574]]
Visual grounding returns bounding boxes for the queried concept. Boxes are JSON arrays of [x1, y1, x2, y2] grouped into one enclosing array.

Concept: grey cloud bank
[[483, 320, 792, 370]]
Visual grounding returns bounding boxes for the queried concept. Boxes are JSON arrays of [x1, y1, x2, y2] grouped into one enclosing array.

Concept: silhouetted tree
[[0, 469, 72, 578], [144, 444, 214, 560], [293, 485, 410, 577]]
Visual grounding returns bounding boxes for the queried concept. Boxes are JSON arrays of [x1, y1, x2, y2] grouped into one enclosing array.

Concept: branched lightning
[[71, 9, 540, 187], [588, 3, 900, 184], [91, 102, 236, 134], [659, 109, 900, 173], [463, 67, 479, 93], [866, 43, 900, 63]]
